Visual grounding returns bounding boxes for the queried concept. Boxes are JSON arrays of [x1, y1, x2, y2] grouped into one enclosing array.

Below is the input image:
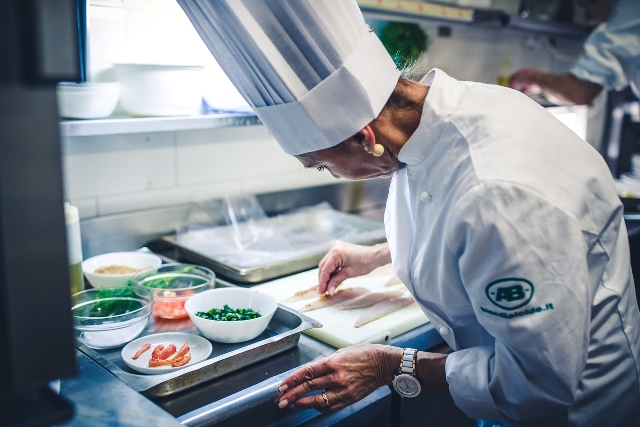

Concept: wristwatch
[[392, 348, 421, 398]]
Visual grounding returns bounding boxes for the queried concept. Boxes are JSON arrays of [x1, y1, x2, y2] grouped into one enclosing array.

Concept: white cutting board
[[253, 266, 429, 348]]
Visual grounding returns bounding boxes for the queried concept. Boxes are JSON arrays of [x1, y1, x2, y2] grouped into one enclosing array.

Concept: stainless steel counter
[[58, 351, 182, 427], [66, 182, 448, 426], [60, 315, 440, 427], [61, 244, 443, 425], [162, 324, 441, 426], [143, 240, 443, 425]]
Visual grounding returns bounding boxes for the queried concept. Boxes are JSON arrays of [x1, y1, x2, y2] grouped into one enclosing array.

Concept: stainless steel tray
[[76, 283, 321, 397], [162, 211, 386, 283]]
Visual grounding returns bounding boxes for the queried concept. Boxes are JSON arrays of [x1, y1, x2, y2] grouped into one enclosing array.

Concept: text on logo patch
[[485, 278, 534, 311]]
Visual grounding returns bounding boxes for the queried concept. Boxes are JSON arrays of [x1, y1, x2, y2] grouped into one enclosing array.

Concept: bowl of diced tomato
[[132, 263, 215, 319]]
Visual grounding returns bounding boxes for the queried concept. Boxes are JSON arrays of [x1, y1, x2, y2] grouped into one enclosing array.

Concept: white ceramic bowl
[[56, 82, 121, 119], [82, 252, 162, 289], [185, 288, 278, 343], [114, 63, 204, 116]]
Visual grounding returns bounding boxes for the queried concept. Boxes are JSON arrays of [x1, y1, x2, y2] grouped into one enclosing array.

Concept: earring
[[364, 144, 371, 152], [372, 144, 384, 157]]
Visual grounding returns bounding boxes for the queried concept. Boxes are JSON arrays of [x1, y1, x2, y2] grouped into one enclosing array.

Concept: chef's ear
[[353, 125, 376, 148]]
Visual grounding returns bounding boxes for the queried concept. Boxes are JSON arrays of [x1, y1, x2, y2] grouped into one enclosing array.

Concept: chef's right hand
[[318, 241, 391, 294], [508, 68, 543, 94]]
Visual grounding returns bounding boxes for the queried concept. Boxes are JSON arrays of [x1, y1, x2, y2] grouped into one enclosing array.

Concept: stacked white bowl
[[114, 64, 204, 116], [57, 82, 121, 119]]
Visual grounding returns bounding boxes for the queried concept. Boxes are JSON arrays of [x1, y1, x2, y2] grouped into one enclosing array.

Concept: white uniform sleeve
[[570, 0, 640, 91], [444, 183, 591, 422]]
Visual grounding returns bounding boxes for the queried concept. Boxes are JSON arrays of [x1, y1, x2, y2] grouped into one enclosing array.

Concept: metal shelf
[[503, 14, 594, 39], [358, 0, 475, 24], [359, 0, 594, 39], [59, 3, 594, 140], [59, 112, 260, 137]]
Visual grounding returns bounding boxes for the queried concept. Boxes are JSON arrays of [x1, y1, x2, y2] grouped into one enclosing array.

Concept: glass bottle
[[497, 57, 512, 87], [65, 203, 84, 294]]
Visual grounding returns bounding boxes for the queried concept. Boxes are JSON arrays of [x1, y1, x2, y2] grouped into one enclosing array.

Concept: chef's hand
[[509, 69, 602, 105], [318, 241, 391, 294], [508, 68, 543, 94], [277, 344, 402, 413]]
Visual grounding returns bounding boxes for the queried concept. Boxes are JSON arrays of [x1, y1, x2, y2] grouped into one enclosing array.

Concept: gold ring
[[321, 391, 330, 407]]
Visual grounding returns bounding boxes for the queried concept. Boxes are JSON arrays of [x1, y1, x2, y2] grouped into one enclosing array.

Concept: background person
[[509, 0, 640, 104]]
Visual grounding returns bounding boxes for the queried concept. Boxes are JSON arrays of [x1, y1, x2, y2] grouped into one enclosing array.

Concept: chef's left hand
[[277, 344, 402, 413]]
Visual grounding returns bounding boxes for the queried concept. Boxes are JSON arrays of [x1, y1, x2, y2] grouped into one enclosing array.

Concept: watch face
[[393, 374, 421, 398]]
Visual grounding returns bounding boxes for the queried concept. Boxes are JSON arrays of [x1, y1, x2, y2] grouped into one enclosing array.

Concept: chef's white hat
[[177, 0, 400, 155]]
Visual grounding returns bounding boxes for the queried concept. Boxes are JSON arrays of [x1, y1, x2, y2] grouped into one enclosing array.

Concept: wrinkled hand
[[318, 241, 390, 294], [277, 344, 402, 413], [509, 68, 543, 94]]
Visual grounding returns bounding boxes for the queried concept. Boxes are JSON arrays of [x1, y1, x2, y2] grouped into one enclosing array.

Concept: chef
[[509, 0, 640, 103], [177, 0, 640, 425]]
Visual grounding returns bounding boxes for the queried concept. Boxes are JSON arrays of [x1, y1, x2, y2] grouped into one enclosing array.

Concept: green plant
[[378, 22, 428, 68]]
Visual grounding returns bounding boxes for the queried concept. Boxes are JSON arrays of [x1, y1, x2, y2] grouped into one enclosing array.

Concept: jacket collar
[[397, 69, 468, 166]]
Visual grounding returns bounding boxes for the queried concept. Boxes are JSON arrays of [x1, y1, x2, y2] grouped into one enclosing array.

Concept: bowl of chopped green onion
[[185, 288, 278, 343]]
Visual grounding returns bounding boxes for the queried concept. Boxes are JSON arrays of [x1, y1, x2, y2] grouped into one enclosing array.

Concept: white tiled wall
[[63, 132, 175, 199], [62, 125, 338, 219], [175, 127, 300, 185]]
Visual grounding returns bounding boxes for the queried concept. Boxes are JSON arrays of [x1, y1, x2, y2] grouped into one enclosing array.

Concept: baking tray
[[162, 211, 386, 283], [76, 281, 321, 397]]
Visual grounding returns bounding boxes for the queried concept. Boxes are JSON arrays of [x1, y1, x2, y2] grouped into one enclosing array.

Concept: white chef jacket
[[570, 0, 640, 97], [385, 69, 640, 426]]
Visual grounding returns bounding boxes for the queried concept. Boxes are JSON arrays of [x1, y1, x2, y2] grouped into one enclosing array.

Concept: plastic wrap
[[176, 196, 385, 270]]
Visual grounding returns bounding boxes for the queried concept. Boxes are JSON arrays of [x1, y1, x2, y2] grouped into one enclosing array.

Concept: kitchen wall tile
[[242, 170, 339, 196], [422, 22, 554, 85], [176, 126, 301, 186], [97, 179, 243, 216], [62, 132, 176, 199], [67, 197, 98, 219]]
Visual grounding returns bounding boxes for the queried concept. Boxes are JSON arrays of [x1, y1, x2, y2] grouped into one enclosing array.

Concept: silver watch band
[[399, 348, 417, 376]]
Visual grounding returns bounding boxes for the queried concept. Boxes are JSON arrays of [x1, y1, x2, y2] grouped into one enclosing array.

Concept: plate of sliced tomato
[[121, 332, 212, 375]]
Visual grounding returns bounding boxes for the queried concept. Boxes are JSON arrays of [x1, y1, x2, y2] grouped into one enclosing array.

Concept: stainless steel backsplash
[[80, 179, 391, 258]]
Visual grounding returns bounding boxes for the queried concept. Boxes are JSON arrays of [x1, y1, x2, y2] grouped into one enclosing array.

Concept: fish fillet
[[284, 285, 319, 302], [338, 289, 405, 310], [383, 274, 402, 287], [300, 288, 370, 312], [353, 296, 415, 328]]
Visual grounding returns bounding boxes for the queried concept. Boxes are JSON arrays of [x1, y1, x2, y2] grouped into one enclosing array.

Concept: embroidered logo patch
[[485, 278, 534, 311]]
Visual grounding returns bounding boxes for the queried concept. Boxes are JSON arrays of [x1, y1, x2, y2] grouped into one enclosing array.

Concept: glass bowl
[[132, 263, 215, 319], [72, 286, 153, 350]]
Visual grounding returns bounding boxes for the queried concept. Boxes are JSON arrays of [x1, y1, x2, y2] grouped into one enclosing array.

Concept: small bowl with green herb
[[184, 288, 278, 343], [132, 263, 215, 319], [72, 286, 153, 350]]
